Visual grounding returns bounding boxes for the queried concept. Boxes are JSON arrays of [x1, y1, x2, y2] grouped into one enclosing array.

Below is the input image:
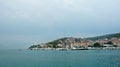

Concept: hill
[[28, 32, 120, 49], [86, 32, 120, 41]]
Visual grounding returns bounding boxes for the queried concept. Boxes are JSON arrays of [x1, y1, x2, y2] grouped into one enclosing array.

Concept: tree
[[113, 45, 117, 47], [93, 43, 101, 47], [106, 41, 113, 44]]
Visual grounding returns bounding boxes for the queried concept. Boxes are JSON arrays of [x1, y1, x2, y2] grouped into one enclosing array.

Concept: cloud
[[0, 0, 120, 49], [0, 0, 95, 20]]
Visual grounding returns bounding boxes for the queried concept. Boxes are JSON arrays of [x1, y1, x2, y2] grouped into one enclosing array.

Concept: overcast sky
[[0, 0, 120, 49]]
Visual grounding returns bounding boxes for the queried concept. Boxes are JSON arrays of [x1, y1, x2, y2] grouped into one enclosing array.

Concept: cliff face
[[28, 32, 120, 49]]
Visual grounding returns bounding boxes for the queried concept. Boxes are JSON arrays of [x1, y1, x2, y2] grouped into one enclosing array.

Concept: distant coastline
[[28, 32, 120, 50]]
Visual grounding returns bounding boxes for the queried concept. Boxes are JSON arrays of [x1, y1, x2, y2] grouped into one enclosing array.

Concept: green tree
[[106, 41, 113, 45], [113, 45, 117, 47], [93, 43, 101, 47]]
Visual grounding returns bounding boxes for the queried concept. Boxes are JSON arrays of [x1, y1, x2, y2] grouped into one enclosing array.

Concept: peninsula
[[28, 32, 120, 50]]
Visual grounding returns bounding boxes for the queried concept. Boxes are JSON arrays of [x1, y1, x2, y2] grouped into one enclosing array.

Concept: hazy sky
[[0, 0, 120, 49]]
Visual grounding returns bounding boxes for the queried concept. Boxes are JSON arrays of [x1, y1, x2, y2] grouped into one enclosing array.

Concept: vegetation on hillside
[[29, 32, 120, 49], [86, 32, 120, 41]]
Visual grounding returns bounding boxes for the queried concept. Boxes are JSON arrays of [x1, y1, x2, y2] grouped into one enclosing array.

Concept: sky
[[0, 0, 120, 49]]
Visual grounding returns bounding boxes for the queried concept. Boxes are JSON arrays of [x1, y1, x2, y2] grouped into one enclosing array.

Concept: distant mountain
[[86, 32, 120, 41]]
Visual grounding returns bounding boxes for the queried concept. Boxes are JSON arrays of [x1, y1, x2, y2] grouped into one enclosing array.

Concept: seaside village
[[29, 37, 120, 50]]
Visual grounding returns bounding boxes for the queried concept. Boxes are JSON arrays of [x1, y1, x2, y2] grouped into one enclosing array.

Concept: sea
[[0, 49, 120, 67]]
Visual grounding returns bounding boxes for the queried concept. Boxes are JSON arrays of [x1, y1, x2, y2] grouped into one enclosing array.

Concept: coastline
[[28, 47, 120, 51]]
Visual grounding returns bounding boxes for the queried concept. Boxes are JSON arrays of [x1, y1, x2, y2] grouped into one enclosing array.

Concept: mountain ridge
[[85, 32, 120, 41]]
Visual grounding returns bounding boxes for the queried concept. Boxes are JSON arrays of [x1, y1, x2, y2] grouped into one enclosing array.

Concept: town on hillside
[[29, 33, 120, 50]]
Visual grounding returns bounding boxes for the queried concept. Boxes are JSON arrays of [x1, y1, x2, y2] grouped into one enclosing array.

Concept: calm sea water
[[0, 49, 120, 67]]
